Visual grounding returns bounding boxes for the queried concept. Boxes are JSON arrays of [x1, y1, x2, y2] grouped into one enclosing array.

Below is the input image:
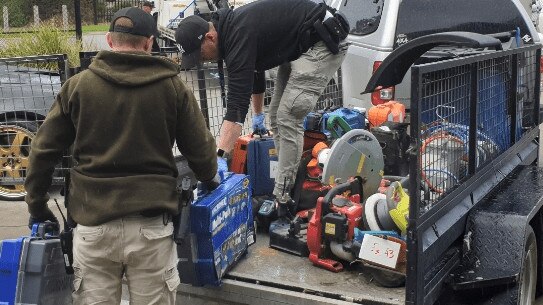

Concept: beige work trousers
[[72, 215, 179, 305], [269, 41, 348, 198]]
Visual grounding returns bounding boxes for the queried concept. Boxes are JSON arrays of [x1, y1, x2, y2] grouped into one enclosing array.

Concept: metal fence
[[93, 0, 141, 24], [1, 3, 76, 33], [406, 45, 540, 305], [0, 54, 68, 201], [0, 49, 342, 200], [179, 64, 343, 139]]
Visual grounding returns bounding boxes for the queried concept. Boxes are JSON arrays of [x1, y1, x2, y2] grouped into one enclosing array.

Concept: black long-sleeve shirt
[[212, 0, 326, 123]]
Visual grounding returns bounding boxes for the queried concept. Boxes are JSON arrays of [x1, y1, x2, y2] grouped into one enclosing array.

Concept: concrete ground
[[2, 190, 543, 305], [0, 188, 64, 240], [82, 32, 109, 51], [0, 188, 130, 304]]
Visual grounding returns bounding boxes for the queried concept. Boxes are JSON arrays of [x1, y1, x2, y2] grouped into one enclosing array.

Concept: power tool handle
[[173, 176, 193, 243], [31, 222, 60, 238], [322, 179, 361, 204]]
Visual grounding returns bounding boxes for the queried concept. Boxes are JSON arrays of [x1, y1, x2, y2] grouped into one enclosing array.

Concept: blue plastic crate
[[0, 228, 71, 305], [0, 238, 24, 305]]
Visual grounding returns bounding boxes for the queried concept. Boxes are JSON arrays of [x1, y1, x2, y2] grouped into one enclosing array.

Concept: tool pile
[[231, 103, 415, 287]]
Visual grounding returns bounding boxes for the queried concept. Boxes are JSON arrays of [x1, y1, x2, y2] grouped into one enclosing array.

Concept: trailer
[[0, 27, 541, 305], [174, 42, 543, 305]]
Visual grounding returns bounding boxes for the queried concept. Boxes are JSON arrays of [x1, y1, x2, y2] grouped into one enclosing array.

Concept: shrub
[[0, 24, 83, 67]]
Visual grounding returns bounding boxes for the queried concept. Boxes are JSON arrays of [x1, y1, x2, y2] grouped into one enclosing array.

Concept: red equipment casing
[[307, 180, 363, 272], [230, 134, 252, 174], [330, 194, 362, 241]]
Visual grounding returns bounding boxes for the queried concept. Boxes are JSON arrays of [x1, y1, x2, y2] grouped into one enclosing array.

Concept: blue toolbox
[[177, 173, 255, 286], [247, 134, 277, 196], [304, 107, 366, 138], [0, 223, 72, 305]]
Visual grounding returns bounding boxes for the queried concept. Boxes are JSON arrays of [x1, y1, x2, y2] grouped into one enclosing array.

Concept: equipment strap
[[218, 59, 227, 108], [173, 176, 194, 243]]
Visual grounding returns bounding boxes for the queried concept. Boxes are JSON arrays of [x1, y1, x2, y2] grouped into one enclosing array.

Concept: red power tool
[[307, 178, 363, 272]]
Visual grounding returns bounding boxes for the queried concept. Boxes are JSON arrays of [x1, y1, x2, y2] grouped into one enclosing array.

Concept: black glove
[[197, 173, 221, 196], [28, 207, 59, 230]]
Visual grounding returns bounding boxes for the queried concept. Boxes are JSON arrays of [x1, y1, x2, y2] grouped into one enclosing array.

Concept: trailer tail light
[[371, 61, 395, 105], [540, 55, 543, 74]]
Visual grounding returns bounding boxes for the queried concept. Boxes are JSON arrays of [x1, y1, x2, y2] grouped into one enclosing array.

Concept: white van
[[331, 0, 541, 110]]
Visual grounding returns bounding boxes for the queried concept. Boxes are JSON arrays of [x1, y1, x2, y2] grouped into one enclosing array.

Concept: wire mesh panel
[[418, 64, 472, 209], [406, 45, 540, 305], [178, 63, 226, 139], [0, 54, 67, 200], [413, 53, 532, 214], [180, 64, 344, 142], [476, 56, 511, 159], [516, 48, 539, 141]]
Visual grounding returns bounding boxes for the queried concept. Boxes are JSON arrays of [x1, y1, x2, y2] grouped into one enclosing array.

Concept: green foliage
[[0, 24, 83, 67], [1, 0, 32, 28], [0, 0, 139, 28], [82, 23, 109, 32]]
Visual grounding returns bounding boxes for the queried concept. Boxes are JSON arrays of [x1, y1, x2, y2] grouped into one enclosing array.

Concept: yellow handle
[[388, 181, 409, 235]]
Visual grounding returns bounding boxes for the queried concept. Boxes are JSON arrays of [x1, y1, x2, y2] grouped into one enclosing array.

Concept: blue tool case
[[247, 135, 277, 196], [0, 224, 72, 305], [177, 173, 255, 286]]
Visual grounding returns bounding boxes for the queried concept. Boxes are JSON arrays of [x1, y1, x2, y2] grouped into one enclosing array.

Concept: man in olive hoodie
[[24, 7, 218, 304]]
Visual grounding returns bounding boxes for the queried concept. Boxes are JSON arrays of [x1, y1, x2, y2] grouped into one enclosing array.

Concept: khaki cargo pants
[[269, 41, 348, 197], [72, 215, 179, 305]]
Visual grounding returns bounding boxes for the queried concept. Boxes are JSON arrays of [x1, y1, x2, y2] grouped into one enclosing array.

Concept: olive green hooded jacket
[[24, 51, 217, 226]]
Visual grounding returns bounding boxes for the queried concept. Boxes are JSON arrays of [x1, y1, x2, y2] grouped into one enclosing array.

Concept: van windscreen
[[394, 0, 532, 49]]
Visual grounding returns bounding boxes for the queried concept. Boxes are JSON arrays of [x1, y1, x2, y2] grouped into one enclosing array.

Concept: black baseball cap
[[175, 15, 209, 69], [109, 7, 158, 38]]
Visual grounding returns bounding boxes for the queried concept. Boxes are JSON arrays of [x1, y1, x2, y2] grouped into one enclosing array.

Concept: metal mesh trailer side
[[0, 54, 68, 200], [406, 45, 541, 305]]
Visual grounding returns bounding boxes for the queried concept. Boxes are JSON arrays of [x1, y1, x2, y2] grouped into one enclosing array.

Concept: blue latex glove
[[252, 112, 267, 134], [217, 156, 228, 174], [217, 156, 229, 180]]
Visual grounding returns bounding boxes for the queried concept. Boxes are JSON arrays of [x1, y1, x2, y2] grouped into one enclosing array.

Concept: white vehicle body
[[154, 0, 256, 42], [329, 0, 542, 110], [156, 0, 197, 30]]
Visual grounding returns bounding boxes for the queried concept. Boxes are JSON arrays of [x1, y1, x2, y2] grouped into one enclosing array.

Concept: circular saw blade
[[321, 129, 384, 200]]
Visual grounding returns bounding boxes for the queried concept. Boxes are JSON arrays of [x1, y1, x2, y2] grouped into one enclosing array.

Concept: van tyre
[[368, 268, 406, 288], [532, 211, 543, 297], [518, 225, 537, 305], [0, 119, 38, 201]]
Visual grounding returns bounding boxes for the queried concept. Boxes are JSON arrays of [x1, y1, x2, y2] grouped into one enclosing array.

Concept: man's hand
[[28, 207, 59, 230], [252, 112, 267, 134], [197, 173, 221, 196]]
